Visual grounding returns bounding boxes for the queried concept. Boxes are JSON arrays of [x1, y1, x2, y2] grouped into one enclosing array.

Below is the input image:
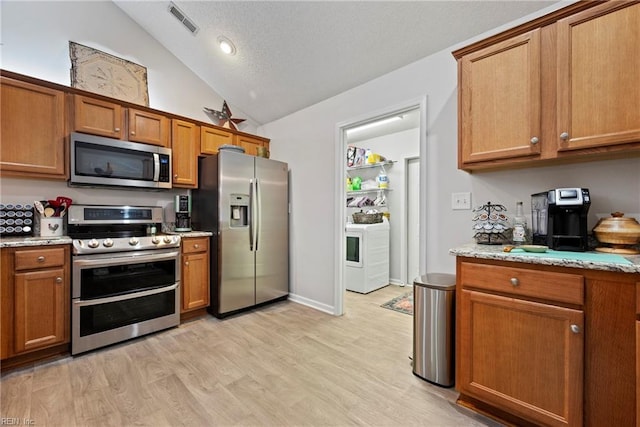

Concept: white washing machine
[[345, 218, 390, 293]]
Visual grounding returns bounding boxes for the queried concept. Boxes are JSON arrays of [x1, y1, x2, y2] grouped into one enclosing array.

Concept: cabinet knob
[[37, 256, 45, 262], [184, 261, 189, 266], [174, 174, 178, 179], [570, 324, 580, 334], [530, 136, 539, 145], [114, 127, 120, 132], [510, 277, 519, 286], [194, 244, 199, 249], [55, 277, 63, 284], [131, 131, 136, 135], [560, 132, 569, 140]]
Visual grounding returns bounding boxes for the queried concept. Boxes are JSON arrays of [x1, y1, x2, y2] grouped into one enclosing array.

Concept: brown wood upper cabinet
[[454, 1, 640, 171], [0, 77, 67, 179], [201, 125, 234, 154], [235, 134, 269, 157], [171, 119, 199, 188], [73, 94, 170, 147], [459, 30, 541, 165], [556, 2, 640, 152]]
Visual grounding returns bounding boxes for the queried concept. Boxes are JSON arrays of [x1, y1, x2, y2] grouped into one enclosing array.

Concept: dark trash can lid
[[413, 273, 456, 290]]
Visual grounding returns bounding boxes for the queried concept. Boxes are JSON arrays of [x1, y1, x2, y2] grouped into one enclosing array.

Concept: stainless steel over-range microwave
[[70, 132, 172, 189]]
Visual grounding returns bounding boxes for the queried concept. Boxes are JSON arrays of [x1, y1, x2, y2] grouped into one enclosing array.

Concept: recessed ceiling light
[[217, 36, 236, 55]]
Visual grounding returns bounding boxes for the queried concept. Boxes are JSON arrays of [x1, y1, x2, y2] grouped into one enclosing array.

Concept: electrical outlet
[[452, 192, 471, 210]]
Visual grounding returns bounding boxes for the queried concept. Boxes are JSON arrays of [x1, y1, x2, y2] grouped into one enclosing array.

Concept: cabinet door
[[235, 134, 267, 157], [459, 290, 583, 427], [181, 251, 210, 312], [0, 77, 66, 179], [14, 268, 68, 354], [637, 320, 640, 425], [74, 95, 124, 139], [201, 125, 234, 154], [459, 30, 541, 167], [171, 119, 199, 188], [129, 109, 170, 147], [556, 2, 640, 151]]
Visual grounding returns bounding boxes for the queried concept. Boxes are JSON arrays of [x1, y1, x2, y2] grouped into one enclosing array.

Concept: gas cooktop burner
[[72, 234, 180, 254], [67, 204, 181, 254]]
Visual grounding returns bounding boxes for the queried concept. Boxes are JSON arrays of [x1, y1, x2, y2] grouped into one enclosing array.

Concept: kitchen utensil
[[43, 206, 55, 217], [520, 245, 549, 253], [56, 196, 73, 206], [34, 201, 45, 216]]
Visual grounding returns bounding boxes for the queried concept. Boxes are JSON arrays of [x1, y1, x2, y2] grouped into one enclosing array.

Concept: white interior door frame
[[404, 156, 420, 286], [333, 96, 428, 316]]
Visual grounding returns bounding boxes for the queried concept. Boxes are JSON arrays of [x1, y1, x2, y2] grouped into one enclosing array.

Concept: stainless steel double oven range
[[68, 205, 181, 355]]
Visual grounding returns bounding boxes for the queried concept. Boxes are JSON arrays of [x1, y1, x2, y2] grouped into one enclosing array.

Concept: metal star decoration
[[203, 100, 246, 130]]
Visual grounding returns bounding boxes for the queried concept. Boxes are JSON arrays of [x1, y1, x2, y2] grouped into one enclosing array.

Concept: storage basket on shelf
[[353, 212, 383, 224]]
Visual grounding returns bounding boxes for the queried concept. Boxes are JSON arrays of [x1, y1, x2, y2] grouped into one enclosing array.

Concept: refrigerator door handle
[[249, 178, 255, 251], [255, 178, 260, 251]]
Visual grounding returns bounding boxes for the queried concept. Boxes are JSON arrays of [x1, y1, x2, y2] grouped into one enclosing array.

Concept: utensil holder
[[40, 217, 63, 237]]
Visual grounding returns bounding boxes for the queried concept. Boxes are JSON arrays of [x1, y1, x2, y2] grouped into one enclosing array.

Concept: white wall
[[260, 5, 640, 312], [347, 128, 420, 284], [0, 1, 258, 132], [0, 0, 260, 221]]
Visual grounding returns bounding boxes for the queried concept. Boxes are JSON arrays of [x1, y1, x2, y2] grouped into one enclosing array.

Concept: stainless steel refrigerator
[[192, 151, 289, 318]]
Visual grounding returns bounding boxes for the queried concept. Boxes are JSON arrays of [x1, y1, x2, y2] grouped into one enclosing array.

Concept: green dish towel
[[509, 249, 633, 265]]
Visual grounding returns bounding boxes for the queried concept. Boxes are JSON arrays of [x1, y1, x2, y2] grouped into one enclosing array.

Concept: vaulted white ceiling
[[114, 1, 559, 125]]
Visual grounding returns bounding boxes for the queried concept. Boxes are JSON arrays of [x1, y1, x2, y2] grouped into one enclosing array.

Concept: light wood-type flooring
[[1, 285, 502, 426]]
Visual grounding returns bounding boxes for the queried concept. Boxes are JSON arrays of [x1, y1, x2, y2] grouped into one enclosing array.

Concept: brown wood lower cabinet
[[456, 257, 638, 427], [181, 237, 210, 313], [1, 245, 70, 361]]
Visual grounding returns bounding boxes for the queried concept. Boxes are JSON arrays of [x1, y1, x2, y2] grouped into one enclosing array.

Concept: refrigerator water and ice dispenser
[[230, 194, 249, 227]]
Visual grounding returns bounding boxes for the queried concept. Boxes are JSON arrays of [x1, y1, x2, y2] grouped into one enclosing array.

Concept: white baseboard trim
[[288, 293, 336, 315]]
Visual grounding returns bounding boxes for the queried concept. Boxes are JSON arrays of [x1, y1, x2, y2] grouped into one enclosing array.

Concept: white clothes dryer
[[345, 218, 390, 293]]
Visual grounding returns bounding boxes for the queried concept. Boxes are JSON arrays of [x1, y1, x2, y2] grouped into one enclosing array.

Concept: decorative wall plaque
[[69, 41, 149, 106]]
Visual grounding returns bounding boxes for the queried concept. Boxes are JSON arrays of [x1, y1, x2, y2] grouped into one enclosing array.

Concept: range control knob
[[129, 237, 140, 246], [163, 236, 173, 244], [88, 239, 100, 249], [103, 238, 114, 248], [151, 236, 161, 245]]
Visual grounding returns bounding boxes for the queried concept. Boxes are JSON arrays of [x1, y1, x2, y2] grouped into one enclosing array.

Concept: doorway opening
[[334, 97, 427, 315]]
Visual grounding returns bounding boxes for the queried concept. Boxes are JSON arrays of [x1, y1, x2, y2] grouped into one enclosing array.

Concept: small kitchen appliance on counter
[[174, 195, 192, 232], [531, 188, 591, 252]]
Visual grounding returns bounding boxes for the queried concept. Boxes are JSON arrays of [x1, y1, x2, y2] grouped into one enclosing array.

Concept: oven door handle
[[73, 283, 179, 307], [73, 250, 180, 268]]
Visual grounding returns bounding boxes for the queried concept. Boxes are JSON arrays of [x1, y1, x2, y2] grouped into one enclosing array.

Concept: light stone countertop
[[165, 230, 213, 238], [450, 243, 640, 274], [0, 231, 212, 249], [0, 236, 73, 248]]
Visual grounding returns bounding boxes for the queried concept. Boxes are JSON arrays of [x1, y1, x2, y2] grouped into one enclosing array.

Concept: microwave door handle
[[153, 153, 160, 182]]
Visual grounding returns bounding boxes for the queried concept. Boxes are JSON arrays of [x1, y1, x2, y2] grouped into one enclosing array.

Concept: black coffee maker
[[531, 188, 591, 251], [175, 195, 192, 232]]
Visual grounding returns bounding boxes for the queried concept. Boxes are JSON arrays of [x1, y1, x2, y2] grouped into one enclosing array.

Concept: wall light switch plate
[[452, 192, 471, 210]]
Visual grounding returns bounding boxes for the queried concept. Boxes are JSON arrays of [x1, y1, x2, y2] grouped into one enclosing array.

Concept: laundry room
[[343, 109, 421, 293]]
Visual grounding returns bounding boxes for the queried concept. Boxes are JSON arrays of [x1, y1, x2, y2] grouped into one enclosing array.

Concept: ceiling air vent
[[168, 2, 199, 35]]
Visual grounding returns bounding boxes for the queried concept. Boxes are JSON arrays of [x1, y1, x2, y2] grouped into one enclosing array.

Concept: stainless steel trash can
[[412, 273, 456, 387]]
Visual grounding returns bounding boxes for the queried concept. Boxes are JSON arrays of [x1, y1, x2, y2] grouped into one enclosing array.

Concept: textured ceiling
[[114, 1, 559, 125]]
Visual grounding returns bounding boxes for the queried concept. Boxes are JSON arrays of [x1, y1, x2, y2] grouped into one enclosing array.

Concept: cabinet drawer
[[15, 247, 66, 271], [182, 237, 209, 254], [460, 261, 584, 305]]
